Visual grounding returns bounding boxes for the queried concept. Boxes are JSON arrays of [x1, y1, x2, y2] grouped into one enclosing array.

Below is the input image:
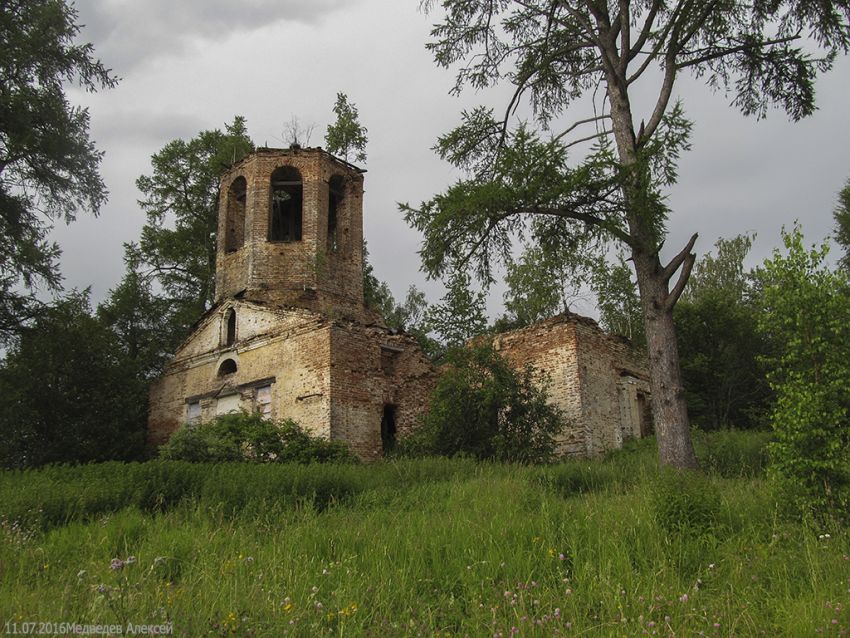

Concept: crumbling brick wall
[[215, 149, 365, 322], [493, 314, 650, 457], [329, 322, 437, 459]]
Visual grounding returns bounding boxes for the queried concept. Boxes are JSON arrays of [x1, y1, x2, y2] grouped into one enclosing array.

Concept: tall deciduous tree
[[0, 292, 146, 468], [324, 92, 368, 164], [675, 234, 771, 430], [126, 117, 253, 338], [405, 0, 850, 468], [0, 0, 117, 341], [756, 225, 850, 520]]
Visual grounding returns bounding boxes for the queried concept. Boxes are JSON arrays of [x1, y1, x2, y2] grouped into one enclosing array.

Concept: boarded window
[[225, 176, 247, 252], [327, 175, 344, 252], [269, 166, 303, 241], [216, 394, 240, 416], [255, 384, 272, 419], [186, 401, 201, 424]]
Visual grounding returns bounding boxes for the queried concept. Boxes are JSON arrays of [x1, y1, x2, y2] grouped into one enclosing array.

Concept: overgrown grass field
[[1, 431, 848, 637]]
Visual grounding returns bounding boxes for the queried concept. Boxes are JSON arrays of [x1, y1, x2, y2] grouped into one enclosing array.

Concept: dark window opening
[[224, 176, 247, 252], [381, 404, 397, 453], [269, 167, 303, 241], [218, 358, 237, 376], [327, 175, 344, 252], [637, 392, 653, 437], [225, 309, 236, 346]]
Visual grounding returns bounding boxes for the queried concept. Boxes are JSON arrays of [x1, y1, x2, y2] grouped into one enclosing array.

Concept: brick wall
[[492, 314, 649, 457], [214, 148, 366, 322]]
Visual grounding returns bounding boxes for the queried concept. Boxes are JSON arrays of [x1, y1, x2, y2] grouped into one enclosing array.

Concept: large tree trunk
[[604, 67, 700, 469], [632, 251, 700, 469]]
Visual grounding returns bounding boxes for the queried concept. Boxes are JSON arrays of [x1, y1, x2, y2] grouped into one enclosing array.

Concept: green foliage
[[692, 429, 772, 479], [159, 412, 357, 465], [362, 241, 440, 357], [756, 225, 850, 521], [97, 269, 175, 381], [401, 343, 566, 463], [650, 468, 722, 537], [3, 432, 847, 637], [500, 239, 600, 329], [591, 252, 645, 345], [834, 176, 850, 270], [0, 292, 146, 468], [126, 117, 253, 339], [324, 92, 368, 164], [675, 235, 772, 429], [0, 0, 117, 341], [424, 271, 488, 348]]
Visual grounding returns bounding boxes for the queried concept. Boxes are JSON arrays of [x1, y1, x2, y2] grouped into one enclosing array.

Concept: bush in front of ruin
[[399, 343, 566, 463], [159, 412, 357, 464]]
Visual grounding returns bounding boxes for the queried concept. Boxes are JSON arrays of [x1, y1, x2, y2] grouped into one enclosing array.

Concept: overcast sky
[[55, 0, 850, 318]]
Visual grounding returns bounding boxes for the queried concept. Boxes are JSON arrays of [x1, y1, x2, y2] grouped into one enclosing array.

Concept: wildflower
[[548, 548, 557, 558], [819, 533, 832, 540], [558, 553, 566, 561], [126, 556, 137, 565], [565, 588, 572, 595], [110, 558, 124, 571], [554, 608, 561, 619], [679, 594, 689, 603], [97, 584, 108, 594]]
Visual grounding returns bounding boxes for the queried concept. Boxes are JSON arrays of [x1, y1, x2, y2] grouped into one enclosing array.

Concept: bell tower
[[214, 147, 366, 318]]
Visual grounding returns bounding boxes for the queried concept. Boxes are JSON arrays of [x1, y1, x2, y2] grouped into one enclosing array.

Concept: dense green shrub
[[756, 226, 850, 522], [651, 467, 722, 537], [397, 343, 567, 463], [158, 412, 357, 464]]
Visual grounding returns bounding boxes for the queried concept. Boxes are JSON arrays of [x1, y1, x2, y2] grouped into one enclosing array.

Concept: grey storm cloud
[[73, 0, 356, 73]]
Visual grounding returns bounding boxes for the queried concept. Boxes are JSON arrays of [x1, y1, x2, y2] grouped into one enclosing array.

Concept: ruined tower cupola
[[214, 147, 366, 318]]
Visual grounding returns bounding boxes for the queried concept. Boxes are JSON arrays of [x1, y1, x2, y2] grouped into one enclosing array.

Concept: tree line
[[0, 0, 849, 518]]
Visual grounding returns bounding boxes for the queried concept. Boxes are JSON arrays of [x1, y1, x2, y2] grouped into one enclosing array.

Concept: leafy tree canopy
[[405, 0, 850, 468], [324, 92, 368, 164], [755, 224, 850, 521], [126, 117, 253, 337], [0, 292, 146, 468], [0, 0, 117, 341]]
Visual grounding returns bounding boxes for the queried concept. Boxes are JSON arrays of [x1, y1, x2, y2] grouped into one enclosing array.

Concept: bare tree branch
[[661, 232, 698, 283]]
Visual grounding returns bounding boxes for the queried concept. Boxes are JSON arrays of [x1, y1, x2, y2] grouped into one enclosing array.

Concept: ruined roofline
[[224, 146, 367, 176], [494, 312, 638, 347]]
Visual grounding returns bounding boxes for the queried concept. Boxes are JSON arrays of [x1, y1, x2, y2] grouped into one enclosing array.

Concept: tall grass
[[1, 431, 847, 636]]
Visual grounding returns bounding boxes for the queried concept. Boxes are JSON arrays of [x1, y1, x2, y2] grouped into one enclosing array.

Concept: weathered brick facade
[[494, 315, 651, 457], [148, 148, 437, 459], [148, 147, 649, 460]]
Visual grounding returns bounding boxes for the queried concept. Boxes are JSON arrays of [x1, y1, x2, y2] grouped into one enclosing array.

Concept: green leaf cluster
[[399, 343, 566, 463], [126, 117, 253, 338], [324, 92, 367, 164], [159, 412, 357, 464], [0, 292, 146, 468], [675, 234, 772, 429], [0, 0, 117, 340], [756, 225, 850, 521]]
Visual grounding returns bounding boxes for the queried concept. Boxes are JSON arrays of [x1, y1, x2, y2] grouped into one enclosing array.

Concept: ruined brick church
[[148, 147, 651, 459]]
